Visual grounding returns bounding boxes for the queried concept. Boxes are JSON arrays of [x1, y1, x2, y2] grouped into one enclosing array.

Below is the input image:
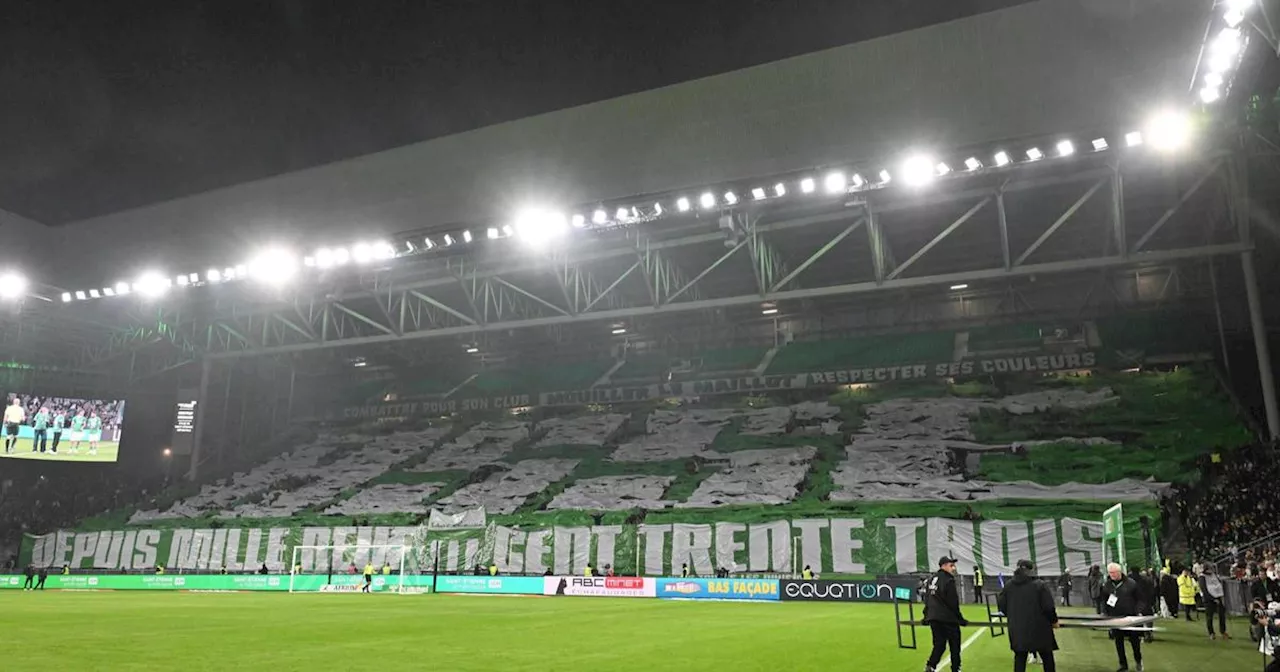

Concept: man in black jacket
[[923, 556, 968, 672], [1100, 562, 1145, 672], [998, 560, 1059, 672]]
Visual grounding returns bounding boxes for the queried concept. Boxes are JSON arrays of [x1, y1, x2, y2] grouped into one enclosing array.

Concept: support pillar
[[1241, 250, 1280, 440], [188, 357, 212, 481]]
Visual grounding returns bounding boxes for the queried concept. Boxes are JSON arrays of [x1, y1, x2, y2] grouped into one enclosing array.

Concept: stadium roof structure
[[0, 0, 1270, 405]]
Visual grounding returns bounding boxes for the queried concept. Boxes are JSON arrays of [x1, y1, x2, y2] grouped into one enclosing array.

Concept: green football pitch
[[0, 438, 119, 462], [0, 592, 1264, 671]]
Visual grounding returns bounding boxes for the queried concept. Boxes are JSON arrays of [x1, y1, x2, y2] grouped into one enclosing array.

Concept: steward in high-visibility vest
[[801, 565, 814, 580], [488, 564, 498, 576], [974, 568, 985, 603], [382, 563, 392, 575], [584, 564, 595, 577], [155, 565, 165, 575]]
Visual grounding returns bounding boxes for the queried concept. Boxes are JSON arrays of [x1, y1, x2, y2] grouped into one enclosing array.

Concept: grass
[[0, 592, 1260, 671], [1, 438, 120, 462]]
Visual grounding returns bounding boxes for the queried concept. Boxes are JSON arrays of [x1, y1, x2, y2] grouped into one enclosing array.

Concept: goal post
[[288, 544, 409, 593], [1101, 503, 1126, 570]]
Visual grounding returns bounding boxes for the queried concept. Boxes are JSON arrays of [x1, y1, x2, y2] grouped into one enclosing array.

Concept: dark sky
[[0, 0, 1035, 225]]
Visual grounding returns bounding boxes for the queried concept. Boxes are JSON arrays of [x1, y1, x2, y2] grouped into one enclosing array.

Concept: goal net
[[288, 544, 413, 593]]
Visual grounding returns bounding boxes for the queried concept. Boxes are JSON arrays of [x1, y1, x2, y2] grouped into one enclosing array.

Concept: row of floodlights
[[1198, 0, 1253, 104], [52, 111, 1192, 304]]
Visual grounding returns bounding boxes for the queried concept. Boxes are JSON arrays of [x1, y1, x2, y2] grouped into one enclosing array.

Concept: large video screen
[[0, 393, 126, 463]]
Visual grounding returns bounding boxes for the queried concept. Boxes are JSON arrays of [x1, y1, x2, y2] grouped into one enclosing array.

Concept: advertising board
[[655, 578, 780, 601], [435, 575, 544, 595], [544, 576, 655, 598], [779, 578, 918, 603]]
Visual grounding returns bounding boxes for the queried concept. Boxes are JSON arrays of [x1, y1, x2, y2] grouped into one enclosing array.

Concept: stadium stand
[[765, 330, 955, 374]]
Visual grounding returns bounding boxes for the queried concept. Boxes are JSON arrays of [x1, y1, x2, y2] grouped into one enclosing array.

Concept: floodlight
[[0, 272, 26, 300], [751, 187, 766, 200], [443, 235, 455, 246], [878, 169, 892, 183], [315, 248, 335, 268], [593, 208, 608, 224], [724, 191, 738, 205], [303, 256, 316, 267], [611, 327, 627, 335], [223, 267, 236, 280], [761, 307, 778, 316], [462, 230, 473, 243], [571, 214, 586, 228], [1125, 131, 1143, 147], [235, 264, 247, 276], [373, 242, 396, 260], [935, 162, 951, 176], [901, 155, 935, 186], [1056, 140, 1075, 157], [1026, 147, 1043, 161], [1092, 138, 1109, 151], [964, 157, 983, 171], [800, 177, 816, 194], [1146, 110, 1192, 152], [654, 202, 664, 215], [699, 192, 716, 209], [950, 284, 969, 290], [1205, 71, 1224, 88], [423, 237, 435, 249], [176, 275, 189, 286], [75, 291, 86, 300], [404, 241, 416, 253], [993, 151, 1011, 167], [1224, 8, 1245, 28], [353, 361, 367, 368], [513, 207, 569, 245], [823, 171, 846, 194], [1207, 52, 1233, 74], [676, 197, 691, 212], [466, 346, 479, 354], [61, 292, 71, 303], [103, 288, 115, 297], [134, 271, 169, 299], [1226, 0, 1253, 10], [487, 227, 499, 240], [247, 247, 299, 286], [502, 224, 514, 237], [352, 243, 373, 263], [1200, 86, 1222, 104], [89, 289, 101, 298], [616, 207, 629, 220], [1212, 28, 1243, 58], [115, 281, 131, 295], [207, 269, 222, 283], [851, 173, 865, 188], [773, 182, 786, 197], [331, 248, 348, 265]]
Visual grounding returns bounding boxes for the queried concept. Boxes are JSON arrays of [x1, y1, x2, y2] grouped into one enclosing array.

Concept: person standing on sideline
[[1199, 565, 1230, 640], [997, 560, 1059, 672], [35, 566, 48, 590], [3, 397, 25, 453], [362, 562, 375, 592], [1057, 572, 1073, 606], [923, 556, 968, 672], [1177, 568, 1199, 621], [22, 563, 35, 590], [1087, 565, 1104, 613], [32, 406, 49, 453], [1101, 562, 1145, 672], [973, 567, 985, 604]]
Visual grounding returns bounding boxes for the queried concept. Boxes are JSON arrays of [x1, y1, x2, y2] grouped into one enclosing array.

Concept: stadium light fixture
[[1125, 131, 1143, 147], [615, 207, 629, 220], [571, 214, 586, 228], [373, 242, 396, 260], [878, 169, 892, 184], [851, 173, 865, 188], [443, 235, 455, 246], [1026, 147, 1044, 161], [1056, 140, 1075, 157], [653, 202, 664, 215], [611, 327, 627, 335], [248, 247, 299, 286], [235, 264, 247, 276], [1226, 0, 1254, 10], [699, 192, 716, 209], [331, 247, 348, 264], [206, 269, 222, 283], [993, 151, 1011, 167], [61, 292, 71, 303], [0, 272, 26, 300], [1092, 138, 1109, 151], [514, 207, 569, 246], [462, 230, 473, 243], [723, 191, 738, 206], [303, 256, 316, 267], [315, 248, 335, 268], [465, 346, 479, 354], [75, 290, 87, 300], [1224, 8, 1245, 28], [676, 197, 691, 212], [1146, 110, 1192, 152], [487, 227, 499, 240], [423, 237, 435, 250], [773, 182, 786, 197], [502, 224, 514, 237], [89, 289, 101, 298], [1207, 52, 1233, 74], [103, 287, 115, 297], [134, 271, 170, 299], [1211, 27, 1243, 58], [935, 162, 951, 176], [1200, 87, 1222, 104], [823, 171, 846, 194], [761, 307, 778, 316], [901, 155, 935, 186], [176, 275, 189, 286], [115, 281, 131, 295], [799, 177, 816, 194], [223, 267, 236, 280], [1205, 71, 1224, 88], [964, 157, 982, 171], [162, 448, 172, 457], [352, 243, 373, 263], [950, 283, 969, 290], [404, 241, 415, 253], [751, 187, 766, 200], [592, 208, 608, 224]]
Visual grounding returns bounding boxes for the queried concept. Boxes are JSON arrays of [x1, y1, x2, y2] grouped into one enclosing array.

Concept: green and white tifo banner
[[0, 574, 428, 592], [21, 514, 1140, 577]]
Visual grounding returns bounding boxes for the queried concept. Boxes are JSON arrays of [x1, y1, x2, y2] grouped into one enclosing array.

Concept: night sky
[[0, 0, 1035, 225]]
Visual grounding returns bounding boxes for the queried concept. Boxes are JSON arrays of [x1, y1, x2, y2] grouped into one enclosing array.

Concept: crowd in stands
[[1174, 441, 1280, 561]]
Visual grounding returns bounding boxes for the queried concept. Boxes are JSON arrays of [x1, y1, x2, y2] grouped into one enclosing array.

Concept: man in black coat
[[997, 560, 1059, 672], [923, 556, 968, 672], [1100, 562, 1145, 672]]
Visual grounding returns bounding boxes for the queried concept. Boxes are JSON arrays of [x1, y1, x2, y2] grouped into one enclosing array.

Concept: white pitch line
[[935, 628, 987, 671]]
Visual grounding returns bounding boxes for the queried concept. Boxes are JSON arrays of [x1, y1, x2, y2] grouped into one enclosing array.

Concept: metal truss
[[17, 147, 1246, 371]]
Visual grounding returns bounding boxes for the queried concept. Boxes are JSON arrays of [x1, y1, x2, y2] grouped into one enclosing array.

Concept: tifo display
[[0, 393, 126, 463]]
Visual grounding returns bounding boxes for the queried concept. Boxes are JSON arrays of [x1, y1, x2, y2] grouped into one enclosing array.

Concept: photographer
[[1253, 603, 1280, 672]]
